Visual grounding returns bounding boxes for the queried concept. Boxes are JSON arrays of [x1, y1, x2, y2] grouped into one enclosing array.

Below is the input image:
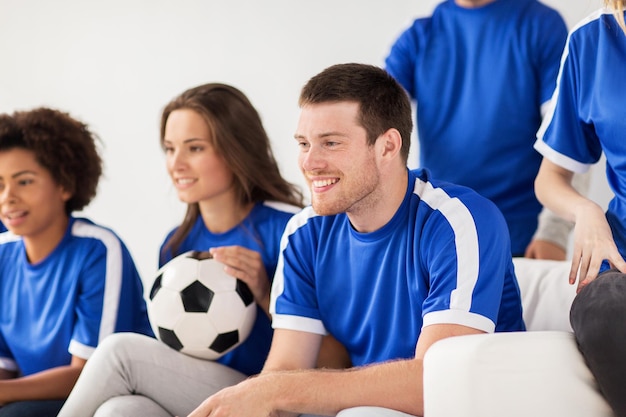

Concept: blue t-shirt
[[160, 201, 299, 376], [0, 217, 152, 376], [271, 169, 525, 367], [385, 0, 567, 255], [535, 8, 626, 273], [0, 222, 5, 233]]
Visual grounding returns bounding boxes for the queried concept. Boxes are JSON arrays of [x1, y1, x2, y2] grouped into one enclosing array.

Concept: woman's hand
[[209, 246, 271, 316], [571, 201, 626, 291]]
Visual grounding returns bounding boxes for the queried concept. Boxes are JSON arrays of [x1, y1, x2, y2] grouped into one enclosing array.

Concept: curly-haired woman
[[0, 107, 153, 417]]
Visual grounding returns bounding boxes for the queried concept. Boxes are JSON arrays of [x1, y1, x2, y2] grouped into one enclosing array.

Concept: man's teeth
[[313, 179, 337, 187]]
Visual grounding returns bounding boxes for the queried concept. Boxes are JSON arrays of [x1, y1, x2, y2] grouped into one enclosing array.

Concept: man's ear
[[378, 128, 403, 160]]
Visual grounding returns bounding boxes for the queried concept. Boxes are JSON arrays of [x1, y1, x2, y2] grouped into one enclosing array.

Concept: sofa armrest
[[423, 331, 614, 417]]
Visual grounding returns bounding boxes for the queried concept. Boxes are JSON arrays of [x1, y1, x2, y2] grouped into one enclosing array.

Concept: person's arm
[[0, 356, 86, 405], [526, 171, 591, 260], [535, 159, 626, 289], [187, 325, 483, 417]]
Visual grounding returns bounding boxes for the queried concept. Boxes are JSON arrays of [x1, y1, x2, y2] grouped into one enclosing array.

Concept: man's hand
[[186, 375, 282, 417]]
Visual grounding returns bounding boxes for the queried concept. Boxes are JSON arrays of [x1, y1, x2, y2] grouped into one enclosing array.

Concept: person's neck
[[455, 0, 497, 8], [23, 216, 69, 264], [199, 193, 254, 234], [346, 168, 408, 234]]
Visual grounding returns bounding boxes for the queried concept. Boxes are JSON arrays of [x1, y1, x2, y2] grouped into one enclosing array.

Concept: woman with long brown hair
[[58, 83, 311, 417]]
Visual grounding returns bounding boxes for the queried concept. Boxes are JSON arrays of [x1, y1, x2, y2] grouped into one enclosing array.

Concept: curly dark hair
[[0, 107, 102, 214]]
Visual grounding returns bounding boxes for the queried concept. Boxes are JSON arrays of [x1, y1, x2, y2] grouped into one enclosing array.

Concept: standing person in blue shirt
[[385, 0, 588, 259], [58, 83, 349, 417], [534, 2, 626, 415], [0, 108, 152, 417], [182, 63, 525, 417]]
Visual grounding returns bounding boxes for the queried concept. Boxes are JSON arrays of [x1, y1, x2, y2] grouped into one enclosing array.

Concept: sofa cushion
[[512, 258, 577, 332]]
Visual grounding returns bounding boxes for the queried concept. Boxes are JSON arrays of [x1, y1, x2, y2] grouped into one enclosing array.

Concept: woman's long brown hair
[[159, 83, 303, 261]]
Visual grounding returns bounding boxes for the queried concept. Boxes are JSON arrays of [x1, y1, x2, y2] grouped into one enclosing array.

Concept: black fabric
[[570, 269, 626, 417]]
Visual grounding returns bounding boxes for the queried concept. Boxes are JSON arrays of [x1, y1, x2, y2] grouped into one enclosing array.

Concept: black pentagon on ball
[[187, 250, 213, 261], [149, 273, 163, 301], [235, 280, 254, 306], [158, 327, 183, 351], [181, 280, 215, 313], [210, 330, 239, 353]]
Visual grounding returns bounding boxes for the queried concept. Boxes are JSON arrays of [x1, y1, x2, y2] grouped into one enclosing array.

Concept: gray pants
[[58, 333, 415, 417], [58, 332, 248, 417]]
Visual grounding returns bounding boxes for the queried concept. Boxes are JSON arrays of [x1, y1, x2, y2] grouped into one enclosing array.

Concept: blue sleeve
[[534, 9, 568, 105], [536, 33, 602, 171], [420, 191, 513, 332], [72, 238, 152, 352], [385, 19, 428, 98], [72, 242, 109, 349], [270, 210, 326, 335]]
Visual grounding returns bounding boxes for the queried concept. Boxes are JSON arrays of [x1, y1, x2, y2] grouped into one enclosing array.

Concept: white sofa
[[423, 258, 615, 417]]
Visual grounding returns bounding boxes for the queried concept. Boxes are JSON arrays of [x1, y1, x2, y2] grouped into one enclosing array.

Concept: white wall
[[0, 0, 609, 281]]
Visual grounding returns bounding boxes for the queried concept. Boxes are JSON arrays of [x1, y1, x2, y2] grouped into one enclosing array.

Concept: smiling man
[[187, 63, 525, 417]]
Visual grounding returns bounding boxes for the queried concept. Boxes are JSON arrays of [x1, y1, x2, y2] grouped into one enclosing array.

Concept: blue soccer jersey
[[385, 0, 567, 255], [159, 201, 299, 376], [0, 217, 152, 376], [271, 169, 525, 367], [535, 8, 626, 271]]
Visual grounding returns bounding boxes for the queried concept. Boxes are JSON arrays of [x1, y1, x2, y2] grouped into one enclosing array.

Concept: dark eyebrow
[[294, 131, 346, 140], [163, 137, 207, 145], [0, 170, 37, 181], [12, 170, 37, 179]]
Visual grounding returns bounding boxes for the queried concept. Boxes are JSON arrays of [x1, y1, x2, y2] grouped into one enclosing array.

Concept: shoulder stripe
[[537, 7, 610, 143], [269, 206, 317, 318], [71, 220, 122, 342], [262, 201, 301, 214], [0, 231, 20, 245], [413, 178, 479, 312]]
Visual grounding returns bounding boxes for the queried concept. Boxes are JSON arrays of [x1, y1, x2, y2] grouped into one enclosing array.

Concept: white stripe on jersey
[[269, 207, 318, 324], [0, 231, 20, 244], [534, 139, 590, 174], [262, 200, 301, 214], [536, 7, 612, 171], [413, 178, 479, 313], [71, 220, 123, 342]]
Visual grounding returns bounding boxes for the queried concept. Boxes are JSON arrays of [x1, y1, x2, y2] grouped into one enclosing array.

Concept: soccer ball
[[146, 250, 257, 360]]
